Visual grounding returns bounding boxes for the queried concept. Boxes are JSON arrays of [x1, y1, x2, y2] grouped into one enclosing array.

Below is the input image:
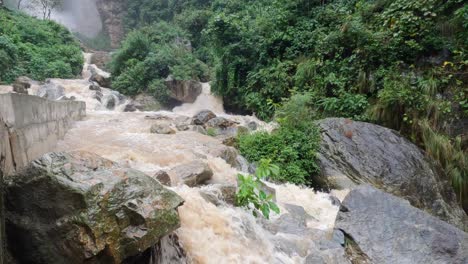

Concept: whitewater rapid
[[28, 53, 346, 263]]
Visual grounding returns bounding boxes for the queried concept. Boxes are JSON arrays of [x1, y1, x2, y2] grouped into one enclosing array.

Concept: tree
[[32, 0, 62, 20]]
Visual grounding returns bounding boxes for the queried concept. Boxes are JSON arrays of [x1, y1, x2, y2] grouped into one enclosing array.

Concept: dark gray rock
[[89, 66, 111, 88], [335, 185, 468, 264], [191, 125, 207, 135], [170, 161, 213, 187], [88, 82, 101, 91], [94, 90, 103, 102], [192, 110, 216, 125], [5, 151, 184, 264], [205, 117, 237, 129], [247, 121, 258, 131], [123, 103, 139, 112], [37, 81, 65, 100], [150, 124, 176, 135], [318, 118, 468, 230], [199, 184, 237, 206], [155, 170, 172, 186], [123, 233, 187, 264]]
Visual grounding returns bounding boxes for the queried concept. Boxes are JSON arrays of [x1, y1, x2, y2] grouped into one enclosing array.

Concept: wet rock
[[123, 233, 187, 264], [191, 125, 207, 135], [199, 184, 237, 206], [154, 170, 172, 186], [94, 90, 103, 102], [37, 81, 65, 100], [89, 65, 111, 88], [208, 146, 239, 168], [328, 196, 341, 207], [192, 110, 216, 125], [12, 76, 32, 94], [132, 93, 162, 111], [104, 94, 116, 109], [205, 117, 237, 129], [335, 185, 468, 264], [88, 82, 101, 91], [170, 161, 213, 187], [176, 124, 189, 131], [124, 103, 139, 112], [165, 76, 202, 103], [247, 121, 258, 131], [5, 151, 184, 264], [150, 124, 176, 135], [317, 118, 468, 230]]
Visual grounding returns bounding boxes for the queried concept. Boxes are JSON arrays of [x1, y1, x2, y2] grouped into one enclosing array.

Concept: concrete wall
[[0, 93, 86, 175]]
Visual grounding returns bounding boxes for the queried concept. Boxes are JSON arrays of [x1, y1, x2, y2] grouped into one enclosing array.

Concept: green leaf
[[261, 205, 270, 219], [269, 202, 280, 214]]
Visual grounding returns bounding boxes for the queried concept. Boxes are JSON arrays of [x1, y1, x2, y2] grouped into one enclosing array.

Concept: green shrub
[[238, 125, 320, 185], [0, 8, 83, 83]]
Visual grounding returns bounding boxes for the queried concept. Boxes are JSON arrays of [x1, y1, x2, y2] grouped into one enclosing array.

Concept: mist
[[6, 0, 103, 38]]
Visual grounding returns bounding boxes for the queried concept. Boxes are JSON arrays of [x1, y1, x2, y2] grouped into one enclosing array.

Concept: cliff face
[[95, 0, 125, 48]]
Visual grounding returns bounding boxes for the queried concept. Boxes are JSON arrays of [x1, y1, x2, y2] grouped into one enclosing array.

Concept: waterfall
[[173, 83, 225, 116]]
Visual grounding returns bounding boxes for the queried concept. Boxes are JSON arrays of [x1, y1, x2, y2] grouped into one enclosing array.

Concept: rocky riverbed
[[1, 53, 467, 264]]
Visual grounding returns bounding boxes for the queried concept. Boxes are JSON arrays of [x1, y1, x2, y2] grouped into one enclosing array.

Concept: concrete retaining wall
[[0, 93, 85, 175]]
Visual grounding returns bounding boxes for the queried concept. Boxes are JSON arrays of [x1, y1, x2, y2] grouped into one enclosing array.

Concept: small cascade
[[173, 83, 225, 116]]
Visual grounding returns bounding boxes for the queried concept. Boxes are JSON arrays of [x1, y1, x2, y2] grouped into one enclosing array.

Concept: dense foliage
[[239, 93, 321, 185], [0, 8, 83, 83], [116, 0, 466, 205], [109, 22, 209, 101]]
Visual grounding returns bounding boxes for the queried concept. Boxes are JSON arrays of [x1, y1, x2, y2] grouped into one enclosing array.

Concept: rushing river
[[46, 54, 347, 263]]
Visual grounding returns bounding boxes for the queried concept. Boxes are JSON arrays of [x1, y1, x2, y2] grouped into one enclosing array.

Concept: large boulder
[[5, 151, 184, 264], [37, 81, 65, 100], [170, 161, 213, 187], [89, 65, 111, 88], [165, 76, 202, 103], [131, 93, 162, 112], [192, 110, 216, 125], [335, 185, 468, 264], [317, 118, 468, 230], [205, 117, 237, 129], [12, 76, 32, 94]]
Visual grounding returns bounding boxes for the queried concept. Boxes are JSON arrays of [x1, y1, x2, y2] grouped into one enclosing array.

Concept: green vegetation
[[115, 0, 466, 204], [236, 159, 280, 219], [206, 127, 217, 137], [109, 21, 209, 101], [239, 93, 321, 185], [0, 7, 83, 83]]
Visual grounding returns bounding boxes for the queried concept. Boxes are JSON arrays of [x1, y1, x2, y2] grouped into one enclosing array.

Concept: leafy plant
[[236, 159, 280, 219]]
